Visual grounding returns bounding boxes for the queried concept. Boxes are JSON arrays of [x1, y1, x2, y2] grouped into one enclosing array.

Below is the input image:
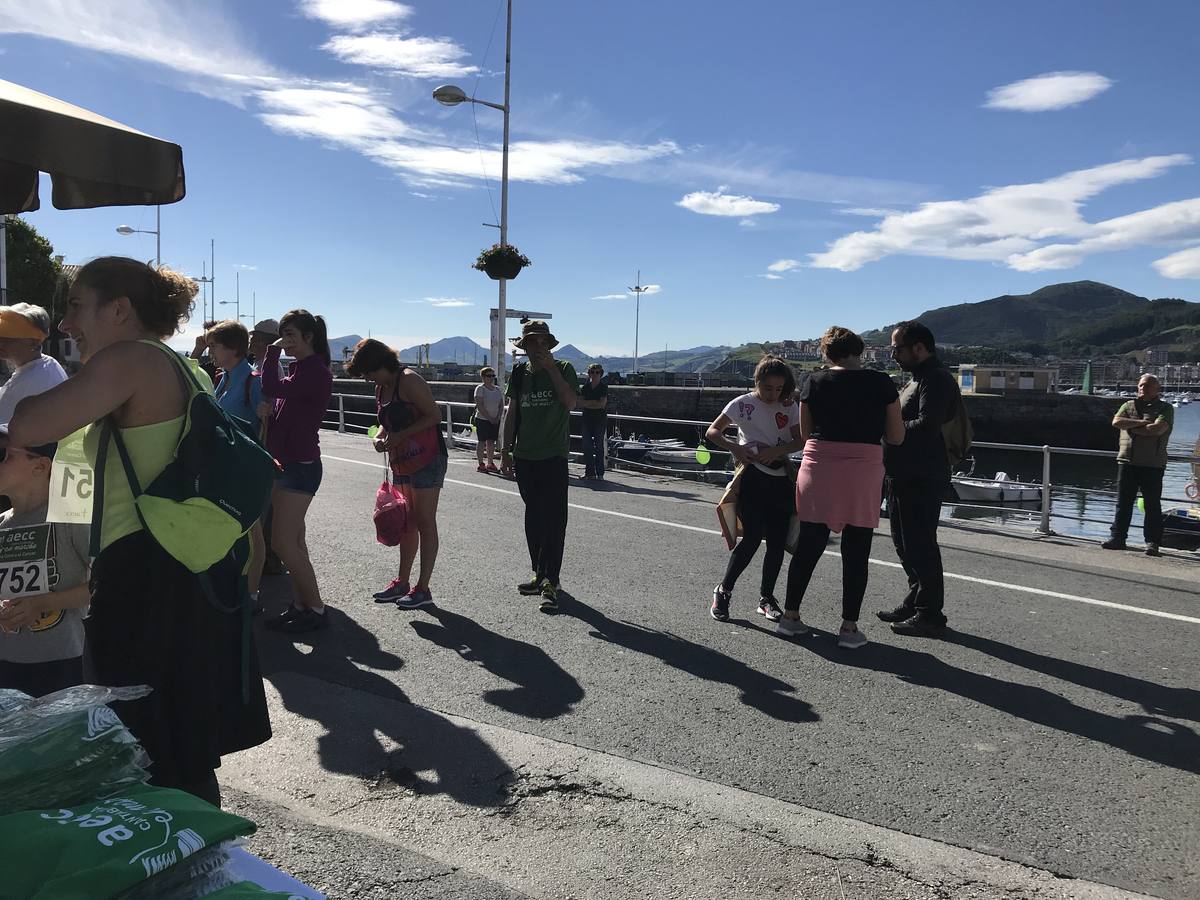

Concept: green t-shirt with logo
[[1116, 398, 1174, 468], [506, 360, 579, 461]]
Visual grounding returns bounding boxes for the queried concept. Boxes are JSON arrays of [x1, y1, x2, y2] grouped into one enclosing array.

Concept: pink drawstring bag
[[374, 466, 410, 546]]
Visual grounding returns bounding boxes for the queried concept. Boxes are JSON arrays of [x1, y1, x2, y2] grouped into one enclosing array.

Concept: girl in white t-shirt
[[473, 367, 504, 473], [704, 356, 804, 623]]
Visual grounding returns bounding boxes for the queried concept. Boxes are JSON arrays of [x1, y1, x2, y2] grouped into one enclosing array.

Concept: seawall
[[332, 380, 1124, 450]]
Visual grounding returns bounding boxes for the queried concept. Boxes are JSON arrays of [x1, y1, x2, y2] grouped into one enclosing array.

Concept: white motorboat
[[951, 471, 1042, 504]]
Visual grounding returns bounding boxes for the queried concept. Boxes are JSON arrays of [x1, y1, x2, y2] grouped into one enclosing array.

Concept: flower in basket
[[472, 243, 532, 280]]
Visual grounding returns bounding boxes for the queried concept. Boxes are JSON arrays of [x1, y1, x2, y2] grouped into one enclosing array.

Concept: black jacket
[[884, 356, 959, 483]]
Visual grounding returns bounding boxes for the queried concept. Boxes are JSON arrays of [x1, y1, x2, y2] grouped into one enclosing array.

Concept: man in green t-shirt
[[501, 320, 579, 611], [1102, 373, 1174, 556]]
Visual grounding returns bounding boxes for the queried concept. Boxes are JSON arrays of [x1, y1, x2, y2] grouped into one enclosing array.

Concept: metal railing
[[323, 394, 1198, 539]]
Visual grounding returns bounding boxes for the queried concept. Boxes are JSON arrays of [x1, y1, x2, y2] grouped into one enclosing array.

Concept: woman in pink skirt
[[777, 326, 904, 648]]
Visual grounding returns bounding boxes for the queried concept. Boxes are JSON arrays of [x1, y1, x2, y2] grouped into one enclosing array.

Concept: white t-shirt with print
[[722, 392, 799, 476], [474, 383, 503, 423], [0, 355, 68, 424]]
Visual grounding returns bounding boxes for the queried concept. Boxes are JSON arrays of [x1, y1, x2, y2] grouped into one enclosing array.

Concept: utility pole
[[628, 270, 651, 374]]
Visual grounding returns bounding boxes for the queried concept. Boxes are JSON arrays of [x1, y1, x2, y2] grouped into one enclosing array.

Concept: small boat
[[609, 436, 686, 462], [1162, 506, 1200, 550], [644, 448, 707, 469], [951, 471, 1042, 504]]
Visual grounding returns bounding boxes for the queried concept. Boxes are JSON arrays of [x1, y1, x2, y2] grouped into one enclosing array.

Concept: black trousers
[[785, 522, 874, 621], [1111, 463, 1164, 544], [886, 477, 946, 624], [722, 465, 792, 597], [0, 656, 83, 697], [515, 455, 569, 586]]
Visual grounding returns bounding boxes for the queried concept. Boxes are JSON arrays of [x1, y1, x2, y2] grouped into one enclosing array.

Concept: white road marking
[[322, 455, 1200, 624]]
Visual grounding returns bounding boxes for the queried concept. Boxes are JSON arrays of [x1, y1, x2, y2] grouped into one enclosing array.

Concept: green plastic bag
[[0, 785, 255, 899], [0, 685, 151, 814]]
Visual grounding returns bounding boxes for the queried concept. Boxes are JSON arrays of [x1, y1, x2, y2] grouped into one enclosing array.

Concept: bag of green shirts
[[0, 785, 256, 899], [0, 685, 151, 814]]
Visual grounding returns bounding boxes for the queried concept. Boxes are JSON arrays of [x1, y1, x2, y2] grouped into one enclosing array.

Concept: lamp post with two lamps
[[432, 0, 513, 388], [115, 206, 160, 267]]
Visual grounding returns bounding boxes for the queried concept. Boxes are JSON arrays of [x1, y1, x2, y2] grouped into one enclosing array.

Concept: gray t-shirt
[[0, 504, 90, 664]]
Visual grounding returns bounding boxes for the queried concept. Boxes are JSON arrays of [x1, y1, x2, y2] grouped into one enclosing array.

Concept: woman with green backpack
[[8, 256, 272, 806]]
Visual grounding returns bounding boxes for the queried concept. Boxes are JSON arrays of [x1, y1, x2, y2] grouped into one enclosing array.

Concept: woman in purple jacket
[[260, 309, 334, 634]]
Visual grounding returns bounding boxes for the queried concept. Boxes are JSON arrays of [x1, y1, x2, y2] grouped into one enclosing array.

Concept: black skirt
[[85, 532, 272, 787]]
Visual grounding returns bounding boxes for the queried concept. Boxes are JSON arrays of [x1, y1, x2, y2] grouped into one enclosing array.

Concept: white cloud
[[426, 298, 473, 308], [323, 31, 477, 78], [0, 0, 278, 84], [738, 218, 758, 228], [299, 0, 411, 31], [836, 207, 901, 218], [366, 139, 679, 186], [676, 187, 780, 217], [759, 273, 784, 280], [1008, 198, 1200, 271], [256, 85, 413, 147], [767, 259, 802, 273], [985, 71, 1113, 112], [234, 264, 257, 270], [639, 284, 662, 295], [810, 155, 1192, 272], [591, 294, 628, 301], [1153, 246, 1200, 279]]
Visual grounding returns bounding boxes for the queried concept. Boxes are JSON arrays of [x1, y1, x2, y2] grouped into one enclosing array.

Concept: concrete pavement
[[222, 433, 1199, 899]]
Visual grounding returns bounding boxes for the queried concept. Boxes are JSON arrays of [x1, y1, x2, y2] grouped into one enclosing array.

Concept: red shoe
[[477, 464, 488, 473], [486, 462, 500, 473]]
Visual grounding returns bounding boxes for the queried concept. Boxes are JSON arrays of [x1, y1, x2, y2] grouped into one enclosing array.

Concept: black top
[[580, 380, 608, 422], [800, 368, 899, 445], [883, 355, 960, 483]]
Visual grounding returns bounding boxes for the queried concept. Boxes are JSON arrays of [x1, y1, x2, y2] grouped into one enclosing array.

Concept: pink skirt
[[794, 439, 884, 533]]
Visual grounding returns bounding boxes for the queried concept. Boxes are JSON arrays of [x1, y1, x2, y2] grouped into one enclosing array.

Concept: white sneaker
[[775, 617, 810, 637], [838, 627, 868, 649]]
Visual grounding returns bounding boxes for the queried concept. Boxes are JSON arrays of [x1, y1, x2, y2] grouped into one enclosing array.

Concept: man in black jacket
[[877, 321, 959, 637]]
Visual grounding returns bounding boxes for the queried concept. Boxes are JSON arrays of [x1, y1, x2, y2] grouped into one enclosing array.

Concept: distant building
[[1145, 346, 1171, 367], [959, 364, 1059, 395]]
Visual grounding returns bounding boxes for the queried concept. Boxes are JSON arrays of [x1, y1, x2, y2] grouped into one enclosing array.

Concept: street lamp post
[[116, 205, 161, 267], [628, 271, 651, 374], [433, 0, 513, 389]]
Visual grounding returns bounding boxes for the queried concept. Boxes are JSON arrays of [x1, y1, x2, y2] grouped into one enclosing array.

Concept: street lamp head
[[432, 84, 469, 107], [115, 225, 135, 235]]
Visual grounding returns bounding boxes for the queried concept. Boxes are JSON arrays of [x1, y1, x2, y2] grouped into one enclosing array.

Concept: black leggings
[[784, 521, 874, 621], [722, 466, 793, 598]]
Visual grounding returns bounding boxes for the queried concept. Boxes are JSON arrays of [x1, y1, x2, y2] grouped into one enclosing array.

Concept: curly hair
[[819, 326, 865, 362], [74, 256, 196, 339], [346, 338, 400, 377]]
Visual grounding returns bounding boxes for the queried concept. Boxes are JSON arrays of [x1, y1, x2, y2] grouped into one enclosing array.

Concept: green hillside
[[860, 281, 1200, 358]]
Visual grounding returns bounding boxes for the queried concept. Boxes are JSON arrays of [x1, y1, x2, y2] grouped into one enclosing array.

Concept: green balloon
[[696, 447, 712, 465], [367, 424, 380, 439], [1137, 496, 1145, 513]]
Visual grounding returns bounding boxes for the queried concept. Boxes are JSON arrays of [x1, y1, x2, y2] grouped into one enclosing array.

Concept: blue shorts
[[394, 452, 447, 490], [277, 459, 323, 495]]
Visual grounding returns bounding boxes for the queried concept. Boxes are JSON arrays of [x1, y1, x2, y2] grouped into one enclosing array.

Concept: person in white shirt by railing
[[0, 303, 67, 424]]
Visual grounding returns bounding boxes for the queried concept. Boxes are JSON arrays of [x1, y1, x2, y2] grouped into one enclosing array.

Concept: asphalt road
[[235, 433, 1199, 899]]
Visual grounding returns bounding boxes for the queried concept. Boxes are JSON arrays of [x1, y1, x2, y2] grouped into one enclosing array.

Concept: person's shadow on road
[[559, 593, 818, 724], [408, 607, 585, 720], [796, 629, 1200, 776], [255, 605, 514, 808]]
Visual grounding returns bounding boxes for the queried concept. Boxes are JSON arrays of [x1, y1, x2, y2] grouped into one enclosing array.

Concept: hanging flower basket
[[473, 244, 531, 281]]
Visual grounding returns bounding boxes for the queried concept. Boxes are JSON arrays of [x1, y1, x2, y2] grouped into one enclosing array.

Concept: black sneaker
[[890, 615, 946, 638], [757, 597, 783, 621], [876, 604, 916, 623], [711, 586, 731, 622], [538, 582, 559, 613], [518, 574, 544, 596], [1145, 543, 1162, 557], [279, 608, 330, 633], [1101, 537, 1127, 551], [264, 605, 302, 630]]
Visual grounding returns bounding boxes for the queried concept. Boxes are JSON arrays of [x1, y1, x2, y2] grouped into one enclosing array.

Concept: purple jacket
[[262, 345, 333, 464]]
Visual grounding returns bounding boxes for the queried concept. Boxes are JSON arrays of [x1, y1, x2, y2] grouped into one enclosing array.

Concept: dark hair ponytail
[[280, 309, 330, 364]]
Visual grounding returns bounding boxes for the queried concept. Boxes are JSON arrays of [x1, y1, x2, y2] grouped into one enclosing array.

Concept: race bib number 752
[[47, 430, 94, 525]]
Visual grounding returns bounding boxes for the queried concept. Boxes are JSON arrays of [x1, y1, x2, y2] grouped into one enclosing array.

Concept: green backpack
[[91, 342, 277, 574]]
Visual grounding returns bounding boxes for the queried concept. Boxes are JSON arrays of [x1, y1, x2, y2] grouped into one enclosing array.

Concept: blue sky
[[4, 0, 1200, 357]]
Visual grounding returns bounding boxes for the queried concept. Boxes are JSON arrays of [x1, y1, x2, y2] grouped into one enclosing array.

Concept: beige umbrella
[[0, 78, 185, 213]]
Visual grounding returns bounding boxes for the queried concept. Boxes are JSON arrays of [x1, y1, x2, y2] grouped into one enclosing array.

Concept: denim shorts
[[277, 459, 323, 495], [394, 452, 447, 490]]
